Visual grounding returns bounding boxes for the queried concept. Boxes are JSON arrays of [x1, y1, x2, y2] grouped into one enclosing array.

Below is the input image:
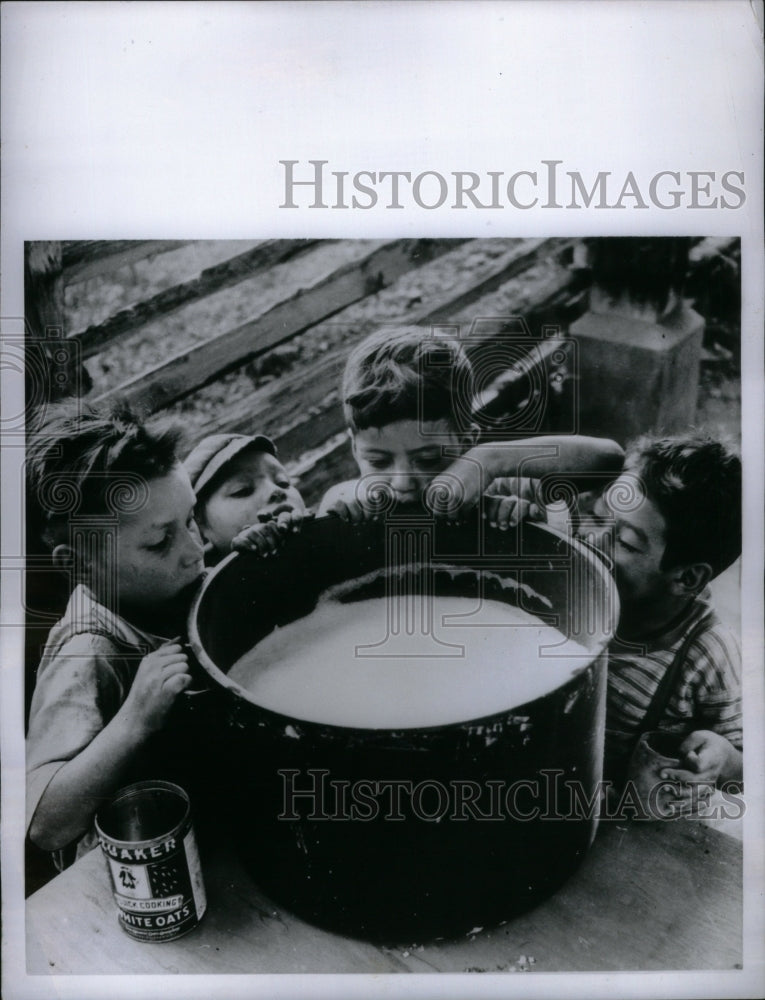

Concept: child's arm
[[317, 480, 371, 524], [483, 477, 546, 530], [28, 641, 191, 852], [655, 624, 742, 813], [426, 436, 624, 517]]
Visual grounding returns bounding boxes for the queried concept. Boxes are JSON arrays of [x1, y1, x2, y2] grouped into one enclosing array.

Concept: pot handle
[[182, 642, 211, 696]]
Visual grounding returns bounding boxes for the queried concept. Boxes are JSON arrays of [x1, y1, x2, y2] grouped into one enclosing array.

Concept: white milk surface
[[228, 596, 593, 728]]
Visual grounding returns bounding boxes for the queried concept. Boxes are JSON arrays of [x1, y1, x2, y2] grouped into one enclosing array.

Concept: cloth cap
[[184, 433, 277, 498]]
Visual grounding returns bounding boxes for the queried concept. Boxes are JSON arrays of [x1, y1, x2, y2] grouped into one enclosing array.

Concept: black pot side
[[188, 514, 617, 942]]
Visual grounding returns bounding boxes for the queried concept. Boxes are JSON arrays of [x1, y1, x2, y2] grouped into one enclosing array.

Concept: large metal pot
[[188, 514, 617, 941]]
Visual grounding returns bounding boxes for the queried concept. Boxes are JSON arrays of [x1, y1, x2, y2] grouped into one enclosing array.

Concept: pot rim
[[186, 516, 618, 734]]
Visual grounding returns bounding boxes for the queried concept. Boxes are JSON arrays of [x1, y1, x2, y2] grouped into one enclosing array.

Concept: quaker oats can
[[95, 780, 206, 942]]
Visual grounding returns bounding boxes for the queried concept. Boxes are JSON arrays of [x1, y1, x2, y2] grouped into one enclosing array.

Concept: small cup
[[95, 780, 206, 942], [627, 730, 686, 817]]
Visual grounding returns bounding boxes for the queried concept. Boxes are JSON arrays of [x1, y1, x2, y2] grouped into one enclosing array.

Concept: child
[[183, 433, 306, 565], [26, 402, 206, 866], [318, 325, 624, 522], [583, 435, 743, 810]]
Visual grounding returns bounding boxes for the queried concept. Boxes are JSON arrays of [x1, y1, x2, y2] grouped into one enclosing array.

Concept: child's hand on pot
[[122, 640, 191, 735], [231, 504, 303, 555], [483, 477, 545, 530], [231, 520, 285, 555]]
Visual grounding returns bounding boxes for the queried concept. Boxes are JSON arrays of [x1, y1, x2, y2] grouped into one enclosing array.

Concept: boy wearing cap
[[184, 433, 306, 565]]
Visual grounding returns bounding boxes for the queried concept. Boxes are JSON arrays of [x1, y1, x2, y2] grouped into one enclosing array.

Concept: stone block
[[569, 304, 704, 445]]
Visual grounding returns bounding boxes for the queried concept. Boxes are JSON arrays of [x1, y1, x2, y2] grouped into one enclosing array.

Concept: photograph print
[[23, 235, 744, 975]]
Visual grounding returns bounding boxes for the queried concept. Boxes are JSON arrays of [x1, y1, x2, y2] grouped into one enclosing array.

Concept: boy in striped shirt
[[583, 436, 742, 809]]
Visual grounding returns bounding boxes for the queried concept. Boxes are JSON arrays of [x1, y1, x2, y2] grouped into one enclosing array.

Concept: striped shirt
[[605, 589, 742, 783]]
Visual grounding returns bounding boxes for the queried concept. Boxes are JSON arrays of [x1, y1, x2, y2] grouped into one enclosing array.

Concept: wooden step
[[71, 240, 322, 358], [93, 238, 470, 413], [62, 241, 196, 284], [193, 238, 582, 464]]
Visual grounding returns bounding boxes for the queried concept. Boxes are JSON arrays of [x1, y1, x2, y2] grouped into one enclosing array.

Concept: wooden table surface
[[26, 818, 742, 975]]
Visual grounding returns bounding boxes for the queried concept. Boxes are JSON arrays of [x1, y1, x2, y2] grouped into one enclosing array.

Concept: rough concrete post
[[570, 300, 704, 446]]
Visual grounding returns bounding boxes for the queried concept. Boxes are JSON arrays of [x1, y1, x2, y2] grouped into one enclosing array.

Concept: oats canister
[[95, 780, 206, 942]]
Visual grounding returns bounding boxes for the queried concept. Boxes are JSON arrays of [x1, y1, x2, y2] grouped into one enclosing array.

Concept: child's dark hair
[[27, 400, 184, 550], [626, 434, 741, 579], [342, 326, 476, 433]]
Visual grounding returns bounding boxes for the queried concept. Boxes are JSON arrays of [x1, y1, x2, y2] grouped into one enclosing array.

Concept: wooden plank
[[61, 240, 196, 284], [277, 397, 347, 462], [71, 240, 323, 359], [25, 241, 93, 400], [93, 238, 470, 414], [25, 819, 742, 974], [391, 819, 742, 973], [25, 241, 64, 338], [471, 336, 572, 416], [511, 268, 590, 327], [290, 431, 355, 509], [192, 239, 584, 474], [193, 237, 579, 448], [26, 833, 402, 975], [414, 237, 577, 326], [195, 349, 346, 440]]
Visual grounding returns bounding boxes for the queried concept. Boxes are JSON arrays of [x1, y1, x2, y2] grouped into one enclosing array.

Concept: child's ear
[[349, 431, 359, 462], [51, 544, 75, 571], [193, 505, 210, 538], [670, 562, 713, 597], [459, 423, 480, 450]]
